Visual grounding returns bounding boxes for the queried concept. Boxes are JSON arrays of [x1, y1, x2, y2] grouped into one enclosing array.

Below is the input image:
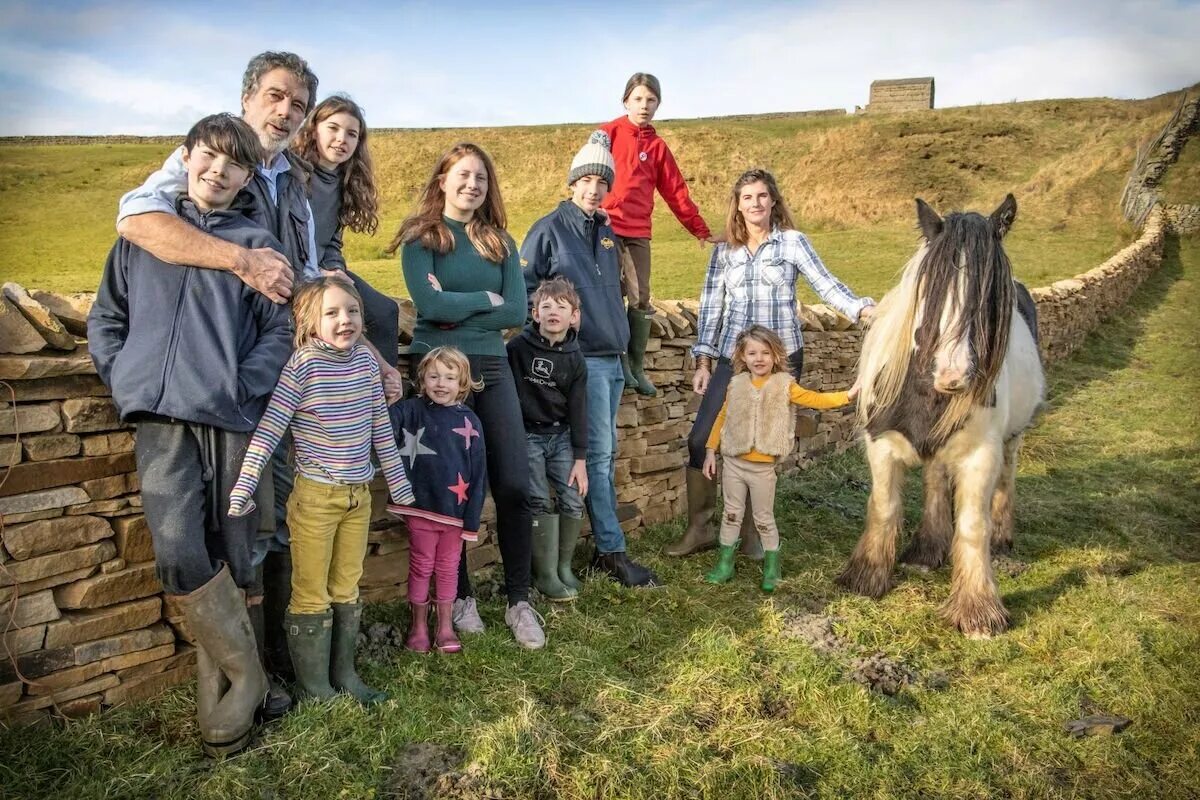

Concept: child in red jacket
[[599, 72, 715, 397]]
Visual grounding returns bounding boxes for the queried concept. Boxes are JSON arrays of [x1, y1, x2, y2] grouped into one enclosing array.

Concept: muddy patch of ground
[[846, 652, 918, 696], [383, 742, 490, 800]]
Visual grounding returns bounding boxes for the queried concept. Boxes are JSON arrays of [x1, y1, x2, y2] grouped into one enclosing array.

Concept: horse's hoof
[[990, 540, 1014, 556], [834, 565, 893, 599], [940, 593, 1010, 637]]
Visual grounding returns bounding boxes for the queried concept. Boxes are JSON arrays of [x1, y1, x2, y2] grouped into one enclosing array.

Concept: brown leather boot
[[664, 468, 718, 557]]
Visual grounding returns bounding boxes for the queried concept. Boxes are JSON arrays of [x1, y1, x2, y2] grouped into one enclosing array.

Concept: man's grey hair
[[241, 51, 318, 112]]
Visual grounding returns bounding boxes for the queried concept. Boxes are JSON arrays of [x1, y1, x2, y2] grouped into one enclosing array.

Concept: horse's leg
[[941, 439, 1009, 638], [989, 434, 1022, 554], [836, 434, 910, 599], [899, 459, 953, 570]]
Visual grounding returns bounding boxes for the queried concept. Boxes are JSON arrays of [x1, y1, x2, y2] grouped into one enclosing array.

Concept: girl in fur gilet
[[702, 326, 857, 590]]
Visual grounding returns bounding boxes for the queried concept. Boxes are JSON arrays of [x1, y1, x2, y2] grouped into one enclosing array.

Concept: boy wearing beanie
[[519, 132, 661, 589]]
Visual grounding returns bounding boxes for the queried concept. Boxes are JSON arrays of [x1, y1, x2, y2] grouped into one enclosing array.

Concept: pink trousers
[[406, 517, 464, 604]]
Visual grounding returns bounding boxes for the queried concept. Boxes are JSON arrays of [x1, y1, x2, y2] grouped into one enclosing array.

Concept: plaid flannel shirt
[[693, 228, 873, 361]]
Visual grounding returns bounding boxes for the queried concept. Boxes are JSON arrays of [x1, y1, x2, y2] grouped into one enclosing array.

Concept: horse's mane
[[858, 212, 1015, 443]]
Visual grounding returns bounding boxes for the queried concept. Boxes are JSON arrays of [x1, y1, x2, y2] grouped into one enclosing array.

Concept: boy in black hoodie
[[88, 113, 292, 758], [507, 278, 588, 601]]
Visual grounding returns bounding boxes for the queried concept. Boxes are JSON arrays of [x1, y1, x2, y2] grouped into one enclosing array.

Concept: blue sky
[[0, 0, 1197, 135]]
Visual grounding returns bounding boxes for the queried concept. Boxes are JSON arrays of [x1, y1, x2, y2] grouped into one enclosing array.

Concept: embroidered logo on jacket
[[532, 357, 554, 379], [600, 237, 615, 250]]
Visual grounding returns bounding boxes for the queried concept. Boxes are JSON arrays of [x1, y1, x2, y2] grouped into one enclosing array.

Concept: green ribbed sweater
[[401, 217, 527, 357]]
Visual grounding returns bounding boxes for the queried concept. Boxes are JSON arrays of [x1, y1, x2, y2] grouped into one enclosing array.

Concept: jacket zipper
[[151, 211, 208, 410]]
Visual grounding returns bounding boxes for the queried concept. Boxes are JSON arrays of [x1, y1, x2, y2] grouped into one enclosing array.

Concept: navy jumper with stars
[[387, 398, 488, 539]]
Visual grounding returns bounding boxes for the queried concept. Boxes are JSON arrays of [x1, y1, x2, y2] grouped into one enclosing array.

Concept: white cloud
[[0, 0, 1196, 134]]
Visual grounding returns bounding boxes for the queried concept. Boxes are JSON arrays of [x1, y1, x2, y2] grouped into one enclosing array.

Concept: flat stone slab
[[2, 283, 76, 351], [0, 294, 46, 354], [29, 291, 91, 337], [0, 351, 96, 380]]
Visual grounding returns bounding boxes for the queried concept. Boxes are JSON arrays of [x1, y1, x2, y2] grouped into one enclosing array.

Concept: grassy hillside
[[3, 232, 1197, 800], [0, 93, 1184, 300]]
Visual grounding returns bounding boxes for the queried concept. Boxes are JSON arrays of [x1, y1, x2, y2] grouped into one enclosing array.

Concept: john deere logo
[[600, 237, 615, 250], [533, 357, 553, 379]]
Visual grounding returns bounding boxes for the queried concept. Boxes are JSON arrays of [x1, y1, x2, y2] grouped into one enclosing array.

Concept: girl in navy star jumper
[[388, 347, 487, 654], [230, 276, 414, 705]]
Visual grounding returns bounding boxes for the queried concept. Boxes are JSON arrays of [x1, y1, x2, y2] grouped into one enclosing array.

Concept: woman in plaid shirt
[[666, 168, 876, 559]]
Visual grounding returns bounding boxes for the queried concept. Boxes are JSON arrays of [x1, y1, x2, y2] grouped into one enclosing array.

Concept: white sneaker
[[504, 601, 546, 650], [451, 597, 486, 634]]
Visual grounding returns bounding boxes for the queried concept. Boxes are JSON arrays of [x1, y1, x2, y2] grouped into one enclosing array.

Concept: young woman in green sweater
[[385, 143, 546, 649]]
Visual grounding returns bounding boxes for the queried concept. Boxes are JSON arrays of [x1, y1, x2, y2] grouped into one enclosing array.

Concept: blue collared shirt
[[116, 146, 319, 280], [693, 227, 873, 360]]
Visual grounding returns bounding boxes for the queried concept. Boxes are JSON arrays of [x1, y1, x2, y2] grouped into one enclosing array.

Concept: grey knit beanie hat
[[568, 130, 615, 187]]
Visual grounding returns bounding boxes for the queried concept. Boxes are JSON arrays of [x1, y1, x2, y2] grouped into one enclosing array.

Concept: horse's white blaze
[[932, 256, 972, 393]]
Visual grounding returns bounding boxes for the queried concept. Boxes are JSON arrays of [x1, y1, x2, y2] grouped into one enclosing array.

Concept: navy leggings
[[686, 349, 804, 469]]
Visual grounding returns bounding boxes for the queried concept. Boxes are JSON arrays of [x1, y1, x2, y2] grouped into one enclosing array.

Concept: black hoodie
[[506, 323, 588, 458]]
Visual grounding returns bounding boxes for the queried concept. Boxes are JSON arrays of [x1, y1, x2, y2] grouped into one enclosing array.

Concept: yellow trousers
[[286, 475, 372, 614]]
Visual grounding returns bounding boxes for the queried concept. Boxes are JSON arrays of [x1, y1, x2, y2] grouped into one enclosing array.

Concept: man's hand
[[702, 450, 718, 480], [693, 364, 711, 396], [568, 459, 589, 498], [321, 268, 353, 285], [235, 248, 295, 304], [858, 304, 876, 325]]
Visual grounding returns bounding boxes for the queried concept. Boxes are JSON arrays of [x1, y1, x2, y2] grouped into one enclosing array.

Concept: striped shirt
[[693, 228, 873, 361], [229, 341, 415, 516]]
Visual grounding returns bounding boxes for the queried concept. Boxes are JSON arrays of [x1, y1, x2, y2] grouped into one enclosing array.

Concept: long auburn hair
[[385, 142, 511, 263], [724, 169, 796, 248], [293, 95, 379, 235], [857, 196, 1017, 444], [731, 325, 791, 376]]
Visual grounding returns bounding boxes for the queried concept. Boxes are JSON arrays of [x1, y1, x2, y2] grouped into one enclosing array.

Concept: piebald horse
[[837, 195, 1044, 638]]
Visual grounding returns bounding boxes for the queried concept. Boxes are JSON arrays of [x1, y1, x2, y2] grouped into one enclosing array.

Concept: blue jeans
[[583, 355, 626, 553], [525, 430, 585, 518]]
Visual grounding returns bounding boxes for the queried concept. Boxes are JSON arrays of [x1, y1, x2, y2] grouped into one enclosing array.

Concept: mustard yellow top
[[706, 375, 850, 463]]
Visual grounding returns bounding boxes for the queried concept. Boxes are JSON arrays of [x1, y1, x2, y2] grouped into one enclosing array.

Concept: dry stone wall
[[0, 209, 1171, 724]]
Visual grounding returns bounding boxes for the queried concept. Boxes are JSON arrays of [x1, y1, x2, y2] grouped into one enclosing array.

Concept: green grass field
[[0, 92, 1179, 300], [2, 234, 1196, 798]]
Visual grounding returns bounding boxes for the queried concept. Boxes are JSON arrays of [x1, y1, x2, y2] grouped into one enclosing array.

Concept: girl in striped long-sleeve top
[[230, 276, 414, 705]]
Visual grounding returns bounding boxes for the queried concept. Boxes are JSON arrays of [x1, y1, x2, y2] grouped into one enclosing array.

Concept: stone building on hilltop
[[863, 77, 935, 113]]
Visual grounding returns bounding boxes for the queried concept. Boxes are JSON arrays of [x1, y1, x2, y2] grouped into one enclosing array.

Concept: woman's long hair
[[292, 95, 379, 234], [385, 142, 510, 264], [724, 168, 796, 248]]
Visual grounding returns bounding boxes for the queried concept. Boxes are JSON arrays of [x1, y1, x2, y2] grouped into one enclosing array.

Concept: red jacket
[[598, 116, 711, 241]]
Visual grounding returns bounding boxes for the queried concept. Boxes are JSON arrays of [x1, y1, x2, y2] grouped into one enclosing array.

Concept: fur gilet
[[720, 373, 796, 458]]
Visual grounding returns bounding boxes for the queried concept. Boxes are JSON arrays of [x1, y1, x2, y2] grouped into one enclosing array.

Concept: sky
[[0, 0, 1197, 136]]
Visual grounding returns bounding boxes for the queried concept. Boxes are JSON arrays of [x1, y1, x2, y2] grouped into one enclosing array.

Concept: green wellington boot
[[177, 567, 268, 758], [704, 541, 739, 584], [283, 610, 338, 701], [330, 602, 387, 705], [626, 307, 657, 396], [557, 514, 584, 592], [664, 468, 719, 557], [761, 549, 782, 593], [532, 514, 577, 601]]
